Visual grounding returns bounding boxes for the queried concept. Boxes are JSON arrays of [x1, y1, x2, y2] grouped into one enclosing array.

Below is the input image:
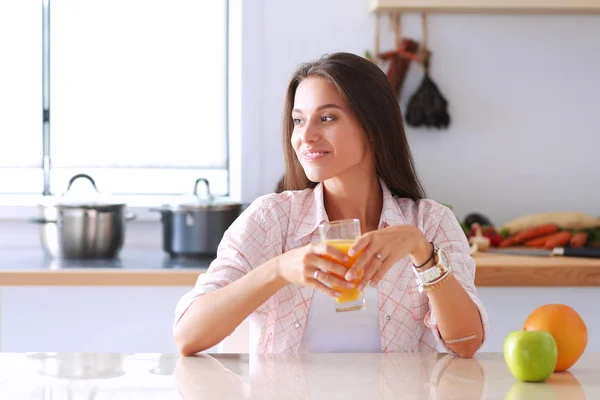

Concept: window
[[0, 0, 43, 194], [0, 0, 229, 198]]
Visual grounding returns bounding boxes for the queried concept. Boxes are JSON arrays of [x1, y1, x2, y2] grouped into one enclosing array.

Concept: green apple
[[504, 330, 558, 382]]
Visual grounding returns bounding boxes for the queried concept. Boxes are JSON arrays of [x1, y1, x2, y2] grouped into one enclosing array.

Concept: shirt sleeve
[[173, 195, 283, 328], [421, 204, 490, 354]]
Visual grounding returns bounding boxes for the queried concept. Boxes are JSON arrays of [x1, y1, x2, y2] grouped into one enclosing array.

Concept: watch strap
[[414, 265, 444, 283], [413, 247, 452, 293]]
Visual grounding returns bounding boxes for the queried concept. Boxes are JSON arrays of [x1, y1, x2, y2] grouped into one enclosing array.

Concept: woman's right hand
[[275, 243, 356, 298]]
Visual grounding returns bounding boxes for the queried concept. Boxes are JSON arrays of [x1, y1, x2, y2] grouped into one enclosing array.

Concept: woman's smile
[[301, 148, 331, 161]]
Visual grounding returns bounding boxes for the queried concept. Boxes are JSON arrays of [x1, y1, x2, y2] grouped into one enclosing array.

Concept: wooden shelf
[[369, 0, 600, 14]]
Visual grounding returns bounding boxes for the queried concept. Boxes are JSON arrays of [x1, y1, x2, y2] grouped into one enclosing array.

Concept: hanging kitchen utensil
[[371, 12, 420, 99], [405, 13, 451, 129]]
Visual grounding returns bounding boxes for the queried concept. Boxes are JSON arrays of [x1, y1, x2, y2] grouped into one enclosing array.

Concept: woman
[[174, 52, 488, 356]]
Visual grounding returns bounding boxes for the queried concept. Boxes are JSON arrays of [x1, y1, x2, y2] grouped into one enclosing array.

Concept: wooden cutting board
[[473, 252, 600, 287]]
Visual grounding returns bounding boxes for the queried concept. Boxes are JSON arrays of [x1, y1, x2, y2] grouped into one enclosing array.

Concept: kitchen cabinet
[[0, 287, 249, 354], [0, 285, 596, 355], [0, 248, 597, 354], [369, 0, 600, 14]]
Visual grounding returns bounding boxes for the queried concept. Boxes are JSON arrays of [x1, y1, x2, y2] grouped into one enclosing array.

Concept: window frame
[[0, 0, 234, 216]]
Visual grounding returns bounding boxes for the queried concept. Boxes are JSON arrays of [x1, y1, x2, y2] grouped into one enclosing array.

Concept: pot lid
[[39, 174, 126, 209], [158, 178, 242, 211]]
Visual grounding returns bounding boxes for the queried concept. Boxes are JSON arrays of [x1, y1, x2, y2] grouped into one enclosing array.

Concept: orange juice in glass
[[318, 219, 366, 312]]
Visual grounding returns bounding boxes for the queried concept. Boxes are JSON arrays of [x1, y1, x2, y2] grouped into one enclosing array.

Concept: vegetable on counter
[[503, 228, 595, 250], [501, 212, 600, 236], [586, 228, 600, 248], [464, 212, 493, 228], [468, 223, 491, 252], [462, 212, 504, 247], [525, 232, 564, 247], [485, 231, 504, 247], [570, 232, 589, 248], [464, 212, 600, 251], [498, 227, 511, 239], [499, 237, 518, 248], [499, 224, 562, 248], [543, 231, 572, 249], [512, 224, 559, 244]]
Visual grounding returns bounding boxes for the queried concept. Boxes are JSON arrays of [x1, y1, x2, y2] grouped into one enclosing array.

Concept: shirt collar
[[293, 178, 407, 241], [293, 182, 328, 242], [378, 177, 407, 228]]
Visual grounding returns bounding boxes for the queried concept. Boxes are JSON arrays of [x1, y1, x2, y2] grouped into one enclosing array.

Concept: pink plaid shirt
[[174, 179, 489, 354]]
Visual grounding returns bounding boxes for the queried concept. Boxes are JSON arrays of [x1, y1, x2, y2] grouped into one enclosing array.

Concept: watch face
[[437, 248, 450, 269]]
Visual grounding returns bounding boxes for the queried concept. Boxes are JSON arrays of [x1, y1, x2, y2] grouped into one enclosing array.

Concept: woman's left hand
[[345, 225, 432, 290]]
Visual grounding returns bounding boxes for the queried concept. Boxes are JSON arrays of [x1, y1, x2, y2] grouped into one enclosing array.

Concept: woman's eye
[[321, 115, 335, 122], [292, 117, 303, 125]]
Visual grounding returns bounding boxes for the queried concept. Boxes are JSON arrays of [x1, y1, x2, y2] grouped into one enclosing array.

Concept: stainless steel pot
[[151, 178, 243, 257], [31, 174, 136, 259]]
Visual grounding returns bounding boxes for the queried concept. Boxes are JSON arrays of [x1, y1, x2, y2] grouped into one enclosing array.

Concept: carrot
[[513, 224, 559, 244], [543, 231, 572, 249], [570, 232, 588, 248], [525, 232, 564, 247], [499, 237, 518, 248]]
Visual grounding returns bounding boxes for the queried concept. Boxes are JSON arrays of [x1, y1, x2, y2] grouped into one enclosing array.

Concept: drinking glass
[[318, 219, 366, 312]]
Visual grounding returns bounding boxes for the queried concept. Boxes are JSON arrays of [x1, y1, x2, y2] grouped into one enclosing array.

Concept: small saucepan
[[151, 178, 244, 257]]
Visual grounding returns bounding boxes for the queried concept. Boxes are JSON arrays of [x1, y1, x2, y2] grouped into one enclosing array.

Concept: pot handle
[[125, 212, 137, 221], [193, 178, 214, 201], [66, 173, 98, 193], [29, 217, 57, 224]]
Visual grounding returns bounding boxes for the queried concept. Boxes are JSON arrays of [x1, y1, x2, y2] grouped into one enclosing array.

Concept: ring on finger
[[313, 270, 320, 280], [375, 253, 383, 260]]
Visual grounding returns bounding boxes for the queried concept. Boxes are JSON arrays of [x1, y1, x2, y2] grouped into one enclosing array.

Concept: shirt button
[[294, 322, 300, 328], [385, 315, 391, 321]]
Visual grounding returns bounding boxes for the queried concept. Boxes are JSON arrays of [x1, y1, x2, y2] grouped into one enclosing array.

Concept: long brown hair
[[281, 52, 425, 201]]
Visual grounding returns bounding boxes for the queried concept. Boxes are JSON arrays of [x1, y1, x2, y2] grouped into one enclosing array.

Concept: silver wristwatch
[[413, 247, 451, 293]]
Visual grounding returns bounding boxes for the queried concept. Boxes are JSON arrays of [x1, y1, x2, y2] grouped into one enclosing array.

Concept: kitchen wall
[[243, 0, 600, 226]]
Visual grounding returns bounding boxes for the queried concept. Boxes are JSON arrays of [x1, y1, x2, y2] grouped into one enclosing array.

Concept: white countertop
[[0, 248, 212, 270], [0, 352, 598, 399]]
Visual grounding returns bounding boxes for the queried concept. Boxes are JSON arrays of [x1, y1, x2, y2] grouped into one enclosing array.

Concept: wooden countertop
[[0, 248, 599, 287], [3, 352, 598, 399], [0, 269, 204, 286], [473, 252, 600, 287]]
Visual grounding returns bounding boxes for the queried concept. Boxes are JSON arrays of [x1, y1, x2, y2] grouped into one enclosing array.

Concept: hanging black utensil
[[405, 50, 451, 129], [405, 14, 451, 130]]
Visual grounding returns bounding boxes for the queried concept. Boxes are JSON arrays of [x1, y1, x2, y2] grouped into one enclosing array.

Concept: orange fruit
[[523, 304, 587, 371]]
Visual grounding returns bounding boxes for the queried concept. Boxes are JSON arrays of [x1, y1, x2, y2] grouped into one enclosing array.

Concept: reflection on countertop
[[0, 248, 213, 271], [175, 352, 597, 400], [0, 352, 597, 399]]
